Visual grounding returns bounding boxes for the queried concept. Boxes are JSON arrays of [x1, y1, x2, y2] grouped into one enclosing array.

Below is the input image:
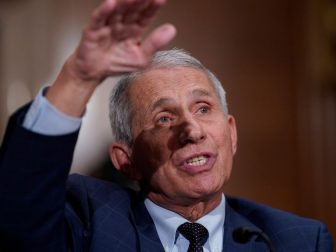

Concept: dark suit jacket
[[0, 105, 333, 252]]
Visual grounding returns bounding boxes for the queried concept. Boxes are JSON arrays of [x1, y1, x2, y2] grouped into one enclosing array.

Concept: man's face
[[115, 66, 237, 207]]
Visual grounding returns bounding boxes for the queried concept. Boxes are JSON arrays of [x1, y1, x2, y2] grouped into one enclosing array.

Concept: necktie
[[178, 222, 209, 252]]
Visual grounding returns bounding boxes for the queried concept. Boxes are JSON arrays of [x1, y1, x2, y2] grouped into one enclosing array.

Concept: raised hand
[[70, 0, 176, 81], [47, 0, 176, 116]]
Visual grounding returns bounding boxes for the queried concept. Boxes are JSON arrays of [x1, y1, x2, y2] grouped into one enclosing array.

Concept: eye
[[158, 116, 171, 123], [156, 113, 175, 126], [154, 109, 176, 126], [197, 105, 210, 114]]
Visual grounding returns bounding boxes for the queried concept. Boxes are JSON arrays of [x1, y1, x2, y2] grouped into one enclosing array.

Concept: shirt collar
[[144, 195, 226, 252]]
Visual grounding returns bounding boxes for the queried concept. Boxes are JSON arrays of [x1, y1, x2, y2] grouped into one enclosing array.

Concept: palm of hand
[[71, 0, 176, 82]]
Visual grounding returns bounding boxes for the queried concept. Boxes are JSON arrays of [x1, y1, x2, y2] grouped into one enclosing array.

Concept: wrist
[[46, 56, 100, 117]]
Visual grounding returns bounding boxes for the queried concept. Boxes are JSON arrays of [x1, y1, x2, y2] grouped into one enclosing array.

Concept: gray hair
[[109, 48, 228, 146]]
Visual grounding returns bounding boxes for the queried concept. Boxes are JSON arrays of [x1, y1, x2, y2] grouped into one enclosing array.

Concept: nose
[[178, 115, 206, 145]]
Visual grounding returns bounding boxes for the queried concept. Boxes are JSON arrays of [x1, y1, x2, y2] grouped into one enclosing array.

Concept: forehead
[[128, 66, 218, 107]]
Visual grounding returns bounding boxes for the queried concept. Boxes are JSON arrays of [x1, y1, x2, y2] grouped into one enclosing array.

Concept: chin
[[187, 184, 223, 201]]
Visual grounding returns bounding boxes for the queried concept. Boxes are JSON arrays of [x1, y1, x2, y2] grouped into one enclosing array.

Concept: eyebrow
[[150, 97, 176, 112], [150, 88, 213, 112], [190, 89, 212, 99]]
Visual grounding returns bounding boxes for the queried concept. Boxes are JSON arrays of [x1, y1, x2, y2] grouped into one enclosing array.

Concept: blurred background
[[0, 0, 335, 241]]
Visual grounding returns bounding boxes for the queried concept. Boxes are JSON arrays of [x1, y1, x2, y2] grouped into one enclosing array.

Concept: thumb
[[141, 24, 177, 56]]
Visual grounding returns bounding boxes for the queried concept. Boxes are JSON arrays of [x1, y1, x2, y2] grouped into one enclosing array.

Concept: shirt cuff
[[23, 86, 82, 135]]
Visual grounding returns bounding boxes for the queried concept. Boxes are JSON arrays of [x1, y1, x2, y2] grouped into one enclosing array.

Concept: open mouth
[[178, 153, 215, 174], [186, 155, 208, 166]]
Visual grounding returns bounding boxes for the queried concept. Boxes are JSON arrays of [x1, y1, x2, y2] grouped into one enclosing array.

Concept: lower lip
[[180, 156, 216, 175]]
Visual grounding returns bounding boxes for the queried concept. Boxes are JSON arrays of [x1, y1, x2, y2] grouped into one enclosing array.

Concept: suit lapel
[[132, 196, 165, 252], [223, 200, 269, 252], [131, 194, 270, 252]]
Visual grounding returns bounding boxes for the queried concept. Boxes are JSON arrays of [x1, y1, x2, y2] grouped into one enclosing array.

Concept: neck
[[147, 192, 222, 222]]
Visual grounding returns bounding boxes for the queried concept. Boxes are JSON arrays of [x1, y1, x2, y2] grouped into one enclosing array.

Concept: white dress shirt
[[145, 195, 225, 252], [23, 86, 82, 135]]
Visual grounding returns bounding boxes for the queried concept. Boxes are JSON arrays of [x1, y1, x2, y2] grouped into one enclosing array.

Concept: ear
[[227, 115, 238, 154], [109, 143, 142, 181]]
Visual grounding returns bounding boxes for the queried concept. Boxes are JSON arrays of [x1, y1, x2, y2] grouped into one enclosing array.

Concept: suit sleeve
[[317, 223, 334, 252], [0, 104, 80, 252]]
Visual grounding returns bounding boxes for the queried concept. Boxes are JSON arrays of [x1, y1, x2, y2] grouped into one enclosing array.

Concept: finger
[[82, 27, 111, 43], [122, 0, 150, 24], [141, 23, 176, 56], [108, 0, 165, 41], [89, 0, 118, 30], [136, 0, 166, 26], [107, 0, 135, 25]]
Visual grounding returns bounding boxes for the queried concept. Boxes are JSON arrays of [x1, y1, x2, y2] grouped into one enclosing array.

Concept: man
[[0, 0, 333, 251]]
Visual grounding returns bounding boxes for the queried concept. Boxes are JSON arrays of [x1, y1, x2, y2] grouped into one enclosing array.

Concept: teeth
[[186, 156, 208, 166]]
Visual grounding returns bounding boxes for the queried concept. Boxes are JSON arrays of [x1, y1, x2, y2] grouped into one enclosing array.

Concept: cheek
[[148, 163, 177, 191], [216, 152, 233, 181], [211, 120, 234, 151], [209, 124, 235, 180], [131, 130, 173, 180]]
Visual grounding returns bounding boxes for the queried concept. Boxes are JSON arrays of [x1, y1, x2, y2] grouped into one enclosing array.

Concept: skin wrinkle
[[111, 66, 237, 221], [111, 59, 228, 147], [150, 89, 212, 113]]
